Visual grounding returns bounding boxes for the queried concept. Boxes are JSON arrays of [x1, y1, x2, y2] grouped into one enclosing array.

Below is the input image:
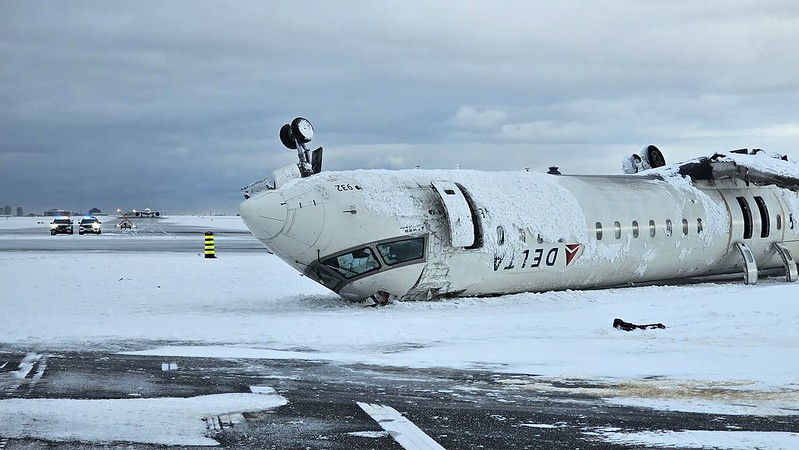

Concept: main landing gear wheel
[[291, 117, 314, 144], [647, 145, 666, 168], [279, 124, 297, 150]]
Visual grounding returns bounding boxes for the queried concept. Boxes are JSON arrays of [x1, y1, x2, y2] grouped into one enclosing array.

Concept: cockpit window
[[322, 247, 381, 279], [376, 237, 425, 266], [309, 265, 342, 290]]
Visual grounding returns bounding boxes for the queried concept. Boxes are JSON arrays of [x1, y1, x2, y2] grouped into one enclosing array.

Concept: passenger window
[[596, 222, 603, 240], [614, 221, 621, 239], [496, 226, 505, 245], [632, 220, 639, 238], [665, 219, 673, 237], [682, 219, 689, 236], [777, 214, 782, 230], [377, 237, 425, 266], [649, 220, 656, 237], [697, 218, 704, 234], [322, 247, 381, 279]]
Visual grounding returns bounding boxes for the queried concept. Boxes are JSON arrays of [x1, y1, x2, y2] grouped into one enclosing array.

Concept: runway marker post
[[204, 231, 216, 258]]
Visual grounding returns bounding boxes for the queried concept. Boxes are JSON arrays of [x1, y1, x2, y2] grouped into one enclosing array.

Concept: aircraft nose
[[239, 192, 288, 240]]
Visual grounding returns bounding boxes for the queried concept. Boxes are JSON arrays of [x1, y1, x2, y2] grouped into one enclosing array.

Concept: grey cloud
[[2, 1, 799, 214]]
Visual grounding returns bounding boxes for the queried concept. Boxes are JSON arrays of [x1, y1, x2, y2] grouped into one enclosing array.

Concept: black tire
[[646, 145, 666, 168], [51, 230, 55, 235], [279, 124, 297, 149], [290, 117, 313, 144]]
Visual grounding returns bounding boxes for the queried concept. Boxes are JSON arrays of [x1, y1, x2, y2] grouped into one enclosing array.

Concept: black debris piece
[[613, 318, 666, 332]]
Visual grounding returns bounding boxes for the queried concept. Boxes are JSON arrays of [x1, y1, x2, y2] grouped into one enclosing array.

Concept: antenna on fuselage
[[279, 117, 323, 177]]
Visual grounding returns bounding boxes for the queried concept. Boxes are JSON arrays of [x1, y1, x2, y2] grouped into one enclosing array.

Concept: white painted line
[[27, 357, 47, 394], [12, 353, 41, 379], [357, 402, 446, 450], [0, 361, 8, 370]]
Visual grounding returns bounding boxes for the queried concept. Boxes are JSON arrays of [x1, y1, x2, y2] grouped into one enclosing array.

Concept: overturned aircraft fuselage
[[239, 119, 799, 302]]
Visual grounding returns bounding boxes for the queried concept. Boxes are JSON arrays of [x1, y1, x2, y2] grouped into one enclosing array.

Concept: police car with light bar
[[50, 216, 74, 235], [78, 216, 102, 235]]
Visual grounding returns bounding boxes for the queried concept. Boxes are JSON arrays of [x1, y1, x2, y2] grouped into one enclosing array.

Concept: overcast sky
[[2, 1, 799, 214]]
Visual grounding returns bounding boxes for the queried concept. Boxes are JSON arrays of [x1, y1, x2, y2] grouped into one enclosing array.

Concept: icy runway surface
[[2, 216, 799, 448]]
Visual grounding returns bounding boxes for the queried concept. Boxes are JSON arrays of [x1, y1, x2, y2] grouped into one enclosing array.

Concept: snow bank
[[0, 392, 286, 446]]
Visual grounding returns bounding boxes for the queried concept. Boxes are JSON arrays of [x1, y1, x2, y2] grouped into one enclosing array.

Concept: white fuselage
[[239, 161, 799, 301]]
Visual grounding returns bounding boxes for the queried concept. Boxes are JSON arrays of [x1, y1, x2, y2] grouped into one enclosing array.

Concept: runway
[[3, 350, 795, 450], [1, 216, 797, 449], [0, 216, 262, 252]]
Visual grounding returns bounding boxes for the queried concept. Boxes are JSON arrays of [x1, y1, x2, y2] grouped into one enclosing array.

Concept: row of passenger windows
[[595, 219, 704, 241]]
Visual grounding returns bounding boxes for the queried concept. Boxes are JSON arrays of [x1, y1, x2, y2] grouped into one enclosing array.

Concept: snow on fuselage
[[239, 160, 799, 301]]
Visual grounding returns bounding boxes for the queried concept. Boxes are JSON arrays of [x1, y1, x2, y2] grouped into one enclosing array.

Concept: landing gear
[[646, 145, 666, 168], [278, 117, 323, 178], [368, 291, 393, 306]]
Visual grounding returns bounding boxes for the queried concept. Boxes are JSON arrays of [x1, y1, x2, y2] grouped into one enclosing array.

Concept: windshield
[[376, 237, 425, 265], [54, 219, 71, 224], [322, 247, 381, 279], [80, 219, 98, 224], [308, 265, 342, 290]]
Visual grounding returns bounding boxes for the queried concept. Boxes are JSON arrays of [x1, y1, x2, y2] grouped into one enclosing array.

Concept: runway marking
[[0, 437, 7, 448], [204, 413, 246, 437], [2, 354, 47, 398], [12, 353, 40, 379], [26, 357, 47, 394], [0, 362, 8, 370], [357, 402, 445, 450]]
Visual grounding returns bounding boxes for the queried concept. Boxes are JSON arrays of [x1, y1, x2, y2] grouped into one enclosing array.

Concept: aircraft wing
[[671, 152, 799, 189]]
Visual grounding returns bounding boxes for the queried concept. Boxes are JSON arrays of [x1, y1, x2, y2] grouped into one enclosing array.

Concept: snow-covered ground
[[1, 216, 798, 448]]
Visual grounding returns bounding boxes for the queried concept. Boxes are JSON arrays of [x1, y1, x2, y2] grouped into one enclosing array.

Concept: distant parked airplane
[[239, 117, 799, 304], [118, 208, 162, 218], [133, 208, 161, 218]]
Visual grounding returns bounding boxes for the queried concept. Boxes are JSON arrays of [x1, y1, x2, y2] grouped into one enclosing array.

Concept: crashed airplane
[[239, 117, 799, 303]]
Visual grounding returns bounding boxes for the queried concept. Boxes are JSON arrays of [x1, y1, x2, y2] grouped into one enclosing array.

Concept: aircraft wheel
[[647, 145, 666, 168], [280, 124, 297, 149], [291, 117, 313, 144]]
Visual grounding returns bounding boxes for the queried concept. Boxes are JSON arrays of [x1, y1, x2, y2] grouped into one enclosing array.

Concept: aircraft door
[[430, 181, 478, 248]]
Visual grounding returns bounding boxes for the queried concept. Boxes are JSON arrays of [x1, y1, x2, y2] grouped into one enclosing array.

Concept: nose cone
[[239, 192, 288, 240]]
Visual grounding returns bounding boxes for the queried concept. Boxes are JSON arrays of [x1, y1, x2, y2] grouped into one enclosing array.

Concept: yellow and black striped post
[[204, 231, 216, 258]]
